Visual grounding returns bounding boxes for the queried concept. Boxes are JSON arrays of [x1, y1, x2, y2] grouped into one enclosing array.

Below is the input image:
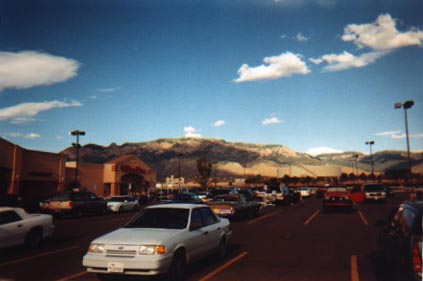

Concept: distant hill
[[62, 138, 423, 180]]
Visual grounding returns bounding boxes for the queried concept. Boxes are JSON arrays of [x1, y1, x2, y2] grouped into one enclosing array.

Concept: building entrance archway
[[120, 173, 148, 196]]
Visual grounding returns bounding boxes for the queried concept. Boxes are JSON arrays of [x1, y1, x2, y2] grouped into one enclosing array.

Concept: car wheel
[[119, 206, 124, 212], [25, 228, 43, 248], [168, 250, 186, 281], [216, 237, 227, 260]]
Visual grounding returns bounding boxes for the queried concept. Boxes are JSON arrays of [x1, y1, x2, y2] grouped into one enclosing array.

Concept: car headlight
[[88, 243, 105, 254], [139, 245, 166, 255]]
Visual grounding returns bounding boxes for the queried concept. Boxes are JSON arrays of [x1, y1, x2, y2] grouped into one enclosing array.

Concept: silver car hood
[[93, 227, 184, 245]]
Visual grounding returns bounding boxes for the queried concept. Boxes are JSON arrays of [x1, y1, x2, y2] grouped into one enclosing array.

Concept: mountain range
[[62, 138, 423, 180]]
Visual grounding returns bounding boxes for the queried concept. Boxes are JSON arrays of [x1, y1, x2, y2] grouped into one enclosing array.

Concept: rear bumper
[[323, 200, 352, 208]]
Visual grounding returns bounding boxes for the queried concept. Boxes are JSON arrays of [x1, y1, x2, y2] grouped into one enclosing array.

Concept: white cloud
[[0, 100, 82, 123], [374, 131, 423, 140], [342, 14, 423, 51], [6, 132, 40, 139], [184, 126, 202, 138], [213, 120, 226, 127], [306, 147, 343, 156], [0, 51, 80, 92], [311, 50, 389, 72], [234, 52, 310, 83], [296, 32, 309, 42], [262, 117, 282, 126], [97, 87, 121, 93]]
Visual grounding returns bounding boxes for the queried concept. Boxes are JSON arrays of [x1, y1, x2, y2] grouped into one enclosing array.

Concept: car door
[[198, 207, 222, 255], [0, 210, 26, 248], [185, 208, 208, 261]]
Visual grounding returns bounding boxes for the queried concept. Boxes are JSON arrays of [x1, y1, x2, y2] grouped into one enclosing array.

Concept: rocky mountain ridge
[[62, 138, 423, 180]]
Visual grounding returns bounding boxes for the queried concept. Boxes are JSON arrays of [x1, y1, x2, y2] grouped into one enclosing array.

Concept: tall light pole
[[395, 100, 414, 174], [71, 130, 85, 189], [365, 141, 375, 175]]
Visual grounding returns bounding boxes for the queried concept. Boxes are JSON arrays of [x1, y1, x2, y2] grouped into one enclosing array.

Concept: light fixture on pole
[[365, 141, 375, 175], [70, 130, 85, 189], [395, 100, 414, 174]]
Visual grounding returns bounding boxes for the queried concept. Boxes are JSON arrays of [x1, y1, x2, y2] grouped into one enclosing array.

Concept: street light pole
[[71, 130, 85, 189], [365, 141, 375, 175], [395, 100, 414, 174]]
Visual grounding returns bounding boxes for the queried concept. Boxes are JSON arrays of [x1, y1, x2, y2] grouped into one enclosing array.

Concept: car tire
[[119, 206, 124, 212], [216, 237, 227, 260], [167, 250, 186, 281], [25, 228, 43, 248]]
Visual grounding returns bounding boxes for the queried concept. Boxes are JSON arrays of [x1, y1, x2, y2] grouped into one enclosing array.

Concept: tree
[[197, 156, 212, 190]]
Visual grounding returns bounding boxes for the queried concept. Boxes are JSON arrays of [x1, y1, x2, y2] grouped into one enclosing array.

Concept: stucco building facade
[[1, 138, 156, 206]]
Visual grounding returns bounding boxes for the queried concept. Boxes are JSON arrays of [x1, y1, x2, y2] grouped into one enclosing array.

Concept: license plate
[[108, 262, 124, 273]]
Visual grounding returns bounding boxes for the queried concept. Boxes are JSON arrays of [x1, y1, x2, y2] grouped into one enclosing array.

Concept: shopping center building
[[0, 138, 156, 207]]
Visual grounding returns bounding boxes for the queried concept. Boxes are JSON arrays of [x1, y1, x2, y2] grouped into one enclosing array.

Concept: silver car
[[83, 203, 232, 280], [363, 184, 387, 203]]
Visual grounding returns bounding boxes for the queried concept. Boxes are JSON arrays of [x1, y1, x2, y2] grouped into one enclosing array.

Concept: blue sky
[[0, 0, 422, 156]]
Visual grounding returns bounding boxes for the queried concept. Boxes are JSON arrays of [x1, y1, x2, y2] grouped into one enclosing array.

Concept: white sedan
[[0, 207, 54, 249], [107, 196, 139, 213], [299, 187, 311, 198], [83, 203, 232, 280]]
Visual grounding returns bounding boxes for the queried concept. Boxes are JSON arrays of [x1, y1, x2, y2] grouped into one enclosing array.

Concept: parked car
[[288, 188, 302, 204], [264, 185, 291, 205], [298, 187, 311, 198], [161, 192, 203, 204], [208, 194, 261, 219], [322, 186, 353, 212], [363, 183, 387, 203], [0, 207, 54, 249], [349, 185, 365, 203], [83, 203, 232, 280], [378, 201, 422, 281], [107, 195, 139, 213], [317, 186, 327, 198], [39, 191, 107, 217]]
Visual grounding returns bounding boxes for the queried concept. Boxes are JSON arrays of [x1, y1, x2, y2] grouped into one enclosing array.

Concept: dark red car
[[322, 186, 353, 212]]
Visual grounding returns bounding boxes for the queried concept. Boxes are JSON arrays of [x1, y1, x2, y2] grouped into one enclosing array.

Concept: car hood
[[93, 227, 184, 245]]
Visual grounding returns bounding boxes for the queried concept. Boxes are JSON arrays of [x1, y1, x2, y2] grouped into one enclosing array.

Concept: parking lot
[[0, 191, 413, 281]]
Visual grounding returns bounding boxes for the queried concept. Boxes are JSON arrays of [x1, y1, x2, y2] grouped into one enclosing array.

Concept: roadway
[[0, 192, 410, 281]]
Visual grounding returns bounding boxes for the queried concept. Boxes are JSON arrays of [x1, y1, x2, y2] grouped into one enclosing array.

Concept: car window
[[363, 184, 383, 192], [199, 207, 218, 226], [0, 210, 23, 225], [125, 208, 189, 229], [400, 207, 416, 238], [190, 208, 203, 228]]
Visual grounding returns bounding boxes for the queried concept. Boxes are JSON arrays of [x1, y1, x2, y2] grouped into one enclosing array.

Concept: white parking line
[[247, 210, 282, 225], [351, 255, 360, 281], [304, 209, 320, 225], [0, 246, 80, 267], [199, 251, 248, 281], [357, 210, 369, 226]]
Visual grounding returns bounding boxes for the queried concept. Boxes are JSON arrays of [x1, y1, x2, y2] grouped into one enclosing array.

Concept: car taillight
[[69, 201, 73, 208], [412, 241, 422, 273]]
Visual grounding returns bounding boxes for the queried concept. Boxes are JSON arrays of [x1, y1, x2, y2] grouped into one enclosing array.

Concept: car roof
[[0, 206, 25, 213], [147, 203, 208, 210], [401, 201, 423, 211]]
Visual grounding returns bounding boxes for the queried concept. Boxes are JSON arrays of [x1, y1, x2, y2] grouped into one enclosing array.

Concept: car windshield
[[50, 193, 72, 201], [327, 187, 347, 192], [363, 185, 383, 192], [125, 208, 189, 229], [109, 197, 129, 202]]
